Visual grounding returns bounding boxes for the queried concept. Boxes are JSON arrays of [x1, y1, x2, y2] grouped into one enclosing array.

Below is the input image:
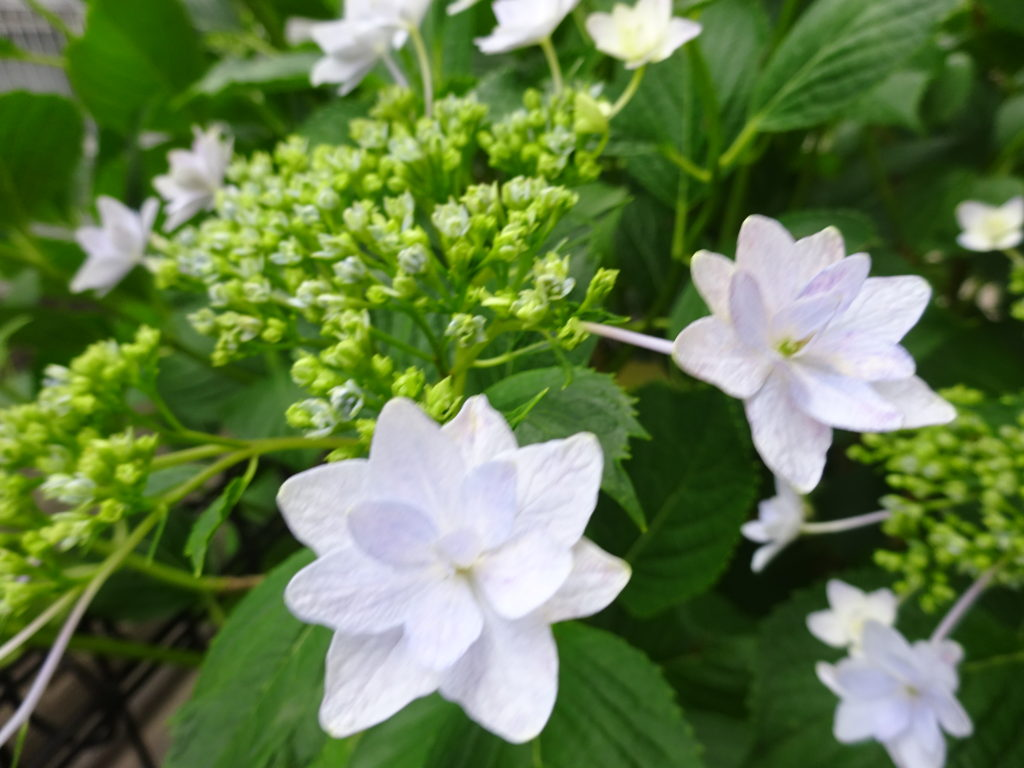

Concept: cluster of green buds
[[1007, 261, 1024, 321], [849, 386, 1024, 611], [149, 87, 619, 444], [0, 329, 162, 617], [480, 88, 606, 184]]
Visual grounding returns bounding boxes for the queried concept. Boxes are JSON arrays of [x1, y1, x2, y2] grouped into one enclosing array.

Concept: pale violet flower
[[475, 0, 580, 54], [72, 196, 158, 295], [817, 622, 972, 768], [673, 215, 955, 493], [955, 197, 1023, 252], [740, 477, 803, 572], [807, 579, 898, 650], [586, 0, 702, 69], [154, 126, 232, 231], [309, 0, 431, 94], [278, 395, 630, 742]]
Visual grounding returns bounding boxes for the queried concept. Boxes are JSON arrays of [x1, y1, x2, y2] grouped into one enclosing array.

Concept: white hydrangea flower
[[807, 579, 898, 650], [446, 0, 480, 14], [475, 0, 580, 54], [154, 126, 232, 231], [740, 477, 803, 572], [817, 622, 972, 768], [278, 395, 631, 743], [586, 0, 702, 69], [955, 197, 1023, 252], [71, 196, 158, 295], [673, 215, 955, 493], [309, 0, 431, 94]]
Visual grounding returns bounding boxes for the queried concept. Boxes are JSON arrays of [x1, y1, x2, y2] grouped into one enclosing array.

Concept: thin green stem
[[0, 589, 81, 663], [25, 0, 74, 38], [159, 450, 253, 506], [408, 25, 434, 118], [18, 51, 64, 68], [800, 510, 890, 535], [110, 551, 264, 593], [31, 632, 203, 667], [661, 146, 711, 183], [609, 66, 645, 118], [539, 36, 564, 95], [931, 561, 1005, 643], [369, 326, 435, 363], [151, 444, 231, 470], [719, 116, 762, 170], [473, 340, 551, 368]]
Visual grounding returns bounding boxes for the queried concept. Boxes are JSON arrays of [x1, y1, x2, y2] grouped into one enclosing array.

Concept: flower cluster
[[150, 87, 618, 440], [850, 387, 1024, 610], [0, 329, 162, 616]]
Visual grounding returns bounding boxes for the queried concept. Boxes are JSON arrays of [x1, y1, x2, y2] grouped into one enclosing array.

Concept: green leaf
[[620, 385, 758, 616], [949, 658, 1024, 766], [540, 623, 705, 768], [66, 0, 204, 132], [351, 697, 461, 768], [777, 209, 880, 253], [851, 69, 931, 132], [189, 52, 321, 97], [0, 92, 84, 227], [485, 366, 650, 529], [995, 93, 1024, 149], [423, 716, 532, 768], [165, 550, 331, 768], [752, 0, 956, 132], [184, 456, 258, 575]]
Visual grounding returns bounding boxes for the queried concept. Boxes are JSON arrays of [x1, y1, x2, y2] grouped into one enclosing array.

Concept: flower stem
[[931, 562, 1005, 643], [25, 0, 75, 39], [581, 321, 675, 356], [0, 589, 81, 663], [539, 36, 564, 95], [151, 443, 230, 470], [800, 510, 891, 535], [408, 25, 434, 118], [609, 66, 645, 118], [473, 340, 551, 369], [718, 115, 762, 170], [30, 632, 204, 668]]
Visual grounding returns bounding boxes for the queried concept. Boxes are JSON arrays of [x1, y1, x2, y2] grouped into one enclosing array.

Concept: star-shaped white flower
[[71, 196, 158, 295], [673, 215, 955, 493], [475, 0, 580, 54], [740, 477, 804, 572], [586, 0, 701, 69], [807, 579, 898, 650], [817, 622, 972, 768], [955, 197, 1023, 252], [309, 0, 431, 94], [278, 395, 630, 743], [154, 125, 232, 231]]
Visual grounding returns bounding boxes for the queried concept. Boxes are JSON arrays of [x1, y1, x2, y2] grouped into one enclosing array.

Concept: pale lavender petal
[[277, 460, 368, 555], [672, 316, 773, 398], [689, 250, 735, 318], [401, 577, 484, 670], [834, 276, 931, 343], [347, 499, 438, 566], [787, 365, 902, 432], [475, 530, 573, 619], [872, 376, 956, 428], [542, 538, 630, 623]]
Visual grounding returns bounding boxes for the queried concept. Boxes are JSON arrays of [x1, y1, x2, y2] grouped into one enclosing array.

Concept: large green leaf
[[0, 92, 84, 227], [485, 366, 649, 529], [352, 624, 705, 768], [752, 0, 956, 132], [66, 0, 204, 132], [620, 385, 758, 616], [164, 550, 332, 768], [189, 52, 321, 97]]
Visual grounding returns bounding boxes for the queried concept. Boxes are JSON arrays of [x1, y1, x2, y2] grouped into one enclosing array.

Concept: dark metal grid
[[0, 1, 83, 95]]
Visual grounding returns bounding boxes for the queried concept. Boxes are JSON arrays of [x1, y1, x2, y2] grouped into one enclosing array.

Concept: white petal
[[319, 629, 439, 738], [507, 432, 603, 548], [475, 531, 573, 619], [69, 253, 135, 296], [955, 200, 990, 232], [657, 18, 702, 61], [672, 316, 773, 398], [369, 398, 465, 525], [542, 538, 630, 623], [740, 519, 771, 544], [832, 659, 900, 700], [792, 226, 846, 278], [284, 547, 423, 633], [771, 291, 843, 345], [801, 330, 915, 382], [729, 271, 772, 350], [872, 377, 956, 428], [456, 460, 517, 548], [440, 615, 558, 743], [787, 365, 903, 432], [689, 250, 735, 318], [744, 370, 832, 493], [933, 692, 972, 737], [402, 577, 484, 670], [834, 699, 886, 742], [734, 215, 799, 311], [348, 499, 438, 566], [884, 725, 946, 768], [277, 460, 368, 555], [826, 578, 864, 609], [751, 541, 786, 572], [807, 610, 848, 647], [1004, 196, 1024, 228], [797, 253, 870, 313], [442, 395, 518, 467], [836, 276, 931, 343], [957, 230, 997, 252]]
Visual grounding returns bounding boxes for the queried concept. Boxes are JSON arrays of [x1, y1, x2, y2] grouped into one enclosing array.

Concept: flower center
[[436, 528, 483, 570], [776, 337, 810, 357], [981, 212, 1017, 242]]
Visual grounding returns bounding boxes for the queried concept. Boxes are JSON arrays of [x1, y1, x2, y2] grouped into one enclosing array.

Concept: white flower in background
[[955, 197, 1023, 252], [154, 125, 232, 231], [740, 477, 804, 572], [586, 0, 702, 69], [673, 215, 956, 493], [817, 622, 972, 768], [446, 0, 479, 14], [807, 579, 898, 650], [278, 395, 630, 742], [71, 196, 158, 295], [475, 0, 580, 54], [308, 0, 431, 94]]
